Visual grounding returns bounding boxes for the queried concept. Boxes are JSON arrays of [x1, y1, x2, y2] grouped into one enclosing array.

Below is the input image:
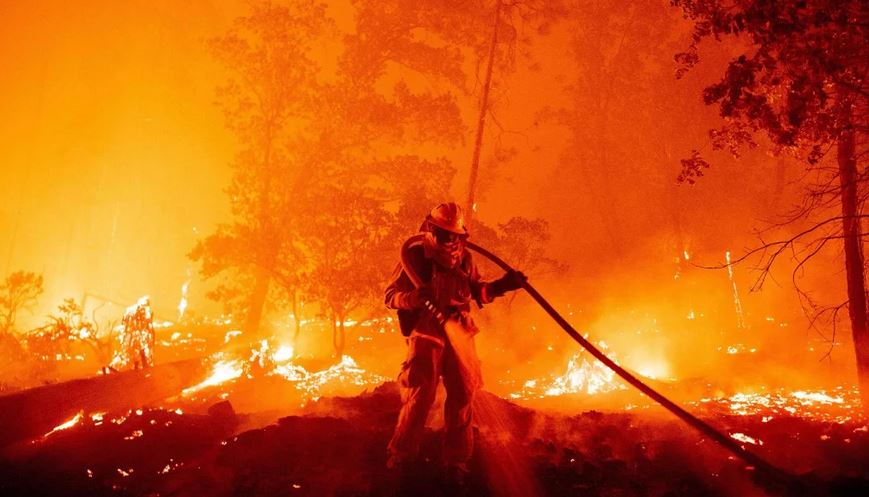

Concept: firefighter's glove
[[489, 270, 527, 298], [404, 286, 434, 309]]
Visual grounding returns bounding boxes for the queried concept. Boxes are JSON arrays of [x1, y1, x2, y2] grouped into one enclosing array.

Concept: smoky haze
[[0, 0, 852, 396]]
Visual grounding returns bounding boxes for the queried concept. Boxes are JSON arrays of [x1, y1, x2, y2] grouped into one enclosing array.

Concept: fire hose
[[400, 235, 799, 491]]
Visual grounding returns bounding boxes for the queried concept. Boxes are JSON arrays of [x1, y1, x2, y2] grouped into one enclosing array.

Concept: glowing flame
[[730, 432, 763, 445], [182, 357, 244, 396], [273, 344, 294, 362], [179, 338, 383, 405], [110, 296, 155, 370], [178, 276, 191, 321], [272, 355, 386, 402], [634, 363, 670, 380], [692, 387, 860, 423], [545, 354, 622, 395], [44, 411, 84, 438], [510, 347, 626, 400], [791, 390, 844, 405]]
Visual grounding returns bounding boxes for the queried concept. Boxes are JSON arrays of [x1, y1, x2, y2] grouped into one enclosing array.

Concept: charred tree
[[466, 0, 502, 226], [837, 107, 869, 407]]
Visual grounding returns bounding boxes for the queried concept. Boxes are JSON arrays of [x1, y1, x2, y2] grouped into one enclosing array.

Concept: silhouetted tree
[[673, 0, 869, 409], [462, 0, 566, 225], [0, 271, 44, 334], [349, 0, 565, 225], [197, 0, 472, 354], [299, 185, 393, 357], [191, 0, 329, 335]]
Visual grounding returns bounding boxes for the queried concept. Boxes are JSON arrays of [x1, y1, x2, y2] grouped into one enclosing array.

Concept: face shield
[[422, 222, 468, 269]]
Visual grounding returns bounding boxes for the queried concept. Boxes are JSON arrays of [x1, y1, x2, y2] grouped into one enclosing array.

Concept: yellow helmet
[[426, 202, 468, 236]]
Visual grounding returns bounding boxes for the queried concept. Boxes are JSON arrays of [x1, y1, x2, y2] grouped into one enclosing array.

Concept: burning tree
[[672, 1, 869, 410]]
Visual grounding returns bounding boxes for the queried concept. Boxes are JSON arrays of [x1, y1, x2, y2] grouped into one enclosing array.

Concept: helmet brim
[[425, 215, 468, 236]]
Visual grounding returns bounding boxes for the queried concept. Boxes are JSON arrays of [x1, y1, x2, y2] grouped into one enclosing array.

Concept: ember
[[270, 354, 387, 402], [692, 386, 863, 424], [181, 356, 244, 396], [43, 411, 84, 438], [509, 345, 627, 400]]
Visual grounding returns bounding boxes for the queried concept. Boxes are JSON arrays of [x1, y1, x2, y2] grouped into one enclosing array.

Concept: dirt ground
[[1, 382, 867, 497]]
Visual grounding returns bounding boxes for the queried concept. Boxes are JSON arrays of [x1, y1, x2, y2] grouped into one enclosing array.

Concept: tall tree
[[298, 184, 393, 357], [672, 0, 869, 408], [463, 0, 565, 226], [348, 0, 564, 226], [191, 0, 329, 335], [292, 1, 467, 354], [466, 0, 504, 222]]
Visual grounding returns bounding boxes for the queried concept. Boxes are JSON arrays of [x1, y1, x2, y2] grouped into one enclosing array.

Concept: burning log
[[0, 357, 207, 448]]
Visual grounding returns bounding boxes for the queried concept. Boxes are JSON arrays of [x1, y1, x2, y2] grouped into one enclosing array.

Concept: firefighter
[[385, 202, 526, 483]]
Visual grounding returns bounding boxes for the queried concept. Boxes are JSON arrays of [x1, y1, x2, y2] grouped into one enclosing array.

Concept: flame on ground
[[181, 340, 384, 405], [271, 355, 386, 402], [510, 347, 627, 400], [693, 387, 861, 423], [730, 432, 763, 445], [181, 356, 244, 396], [43, 411, 84, 438]]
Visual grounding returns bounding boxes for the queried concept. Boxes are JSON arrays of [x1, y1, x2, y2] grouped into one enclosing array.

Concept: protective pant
[[387, 334, 481, 471]]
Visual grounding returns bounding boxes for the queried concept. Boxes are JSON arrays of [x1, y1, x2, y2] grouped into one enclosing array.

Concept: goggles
[[432, 227, 466, 244]]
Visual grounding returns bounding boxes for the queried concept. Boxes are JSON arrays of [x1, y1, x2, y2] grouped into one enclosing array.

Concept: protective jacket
[[384, 236, 493, 343]]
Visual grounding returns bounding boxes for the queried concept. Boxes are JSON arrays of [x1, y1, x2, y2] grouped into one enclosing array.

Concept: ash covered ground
[[1, 381, 868, 497]]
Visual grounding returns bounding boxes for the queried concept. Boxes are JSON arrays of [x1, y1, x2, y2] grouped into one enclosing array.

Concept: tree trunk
[[291, 289, 302, 346], [338, 320, 346, 358], [837, 120, 869, 413], [243, 267, 270, 335], [465, 0, 501, 227], [331, 310, 345, 358]]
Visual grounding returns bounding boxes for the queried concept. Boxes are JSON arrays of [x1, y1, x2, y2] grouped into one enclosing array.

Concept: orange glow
[[0, 0, 861, 466], [691, 387, 860, 424], [43, 411, 83, 438], [181, 357, 244, 397]]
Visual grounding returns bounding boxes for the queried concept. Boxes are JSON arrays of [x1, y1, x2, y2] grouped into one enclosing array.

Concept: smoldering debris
[[1, 382, 867, 497]]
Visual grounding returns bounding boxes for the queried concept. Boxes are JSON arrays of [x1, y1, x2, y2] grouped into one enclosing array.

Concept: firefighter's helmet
[[426, 202, 468, 236]]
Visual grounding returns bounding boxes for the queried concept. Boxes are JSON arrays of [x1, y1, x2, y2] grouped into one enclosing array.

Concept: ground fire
[[1, 0, 868, 496]]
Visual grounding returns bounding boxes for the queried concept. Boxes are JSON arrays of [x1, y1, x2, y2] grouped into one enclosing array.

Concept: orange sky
[[0, 0, 841, 359], [0, 1, 243, 320]]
